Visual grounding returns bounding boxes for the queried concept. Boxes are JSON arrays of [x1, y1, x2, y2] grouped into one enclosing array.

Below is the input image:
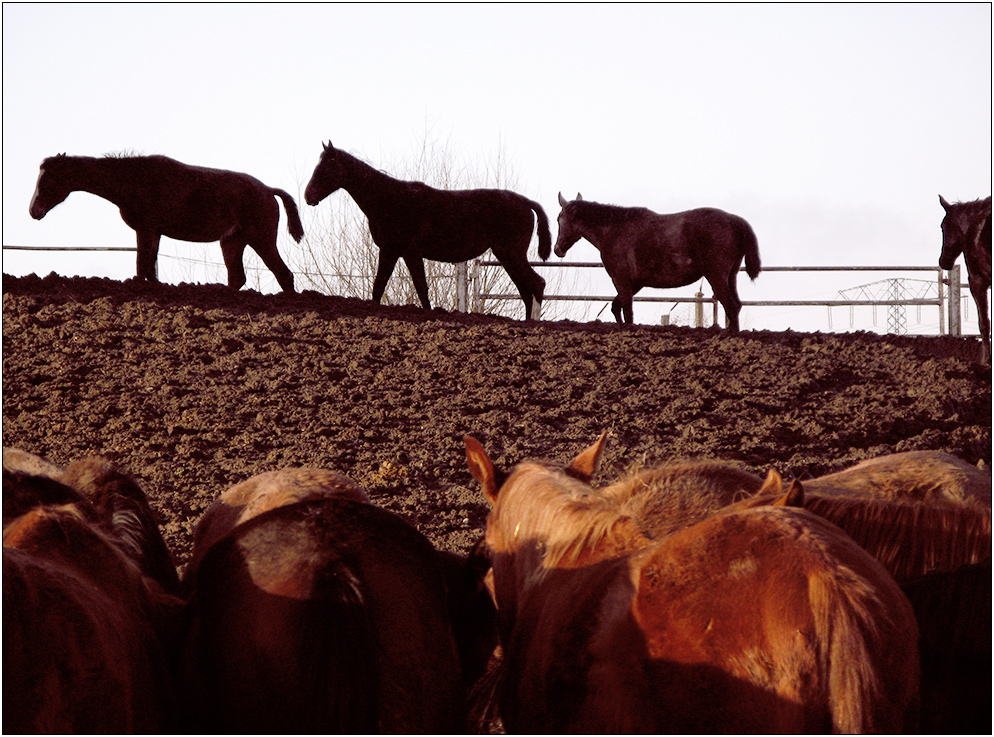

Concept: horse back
[[183, 497, 465, 733], [633, 506, 919, 733]]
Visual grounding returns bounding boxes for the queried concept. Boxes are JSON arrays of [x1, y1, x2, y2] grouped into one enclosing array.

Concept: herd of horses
[[3, 440, 990, 733], [28, 145, 991, 357]]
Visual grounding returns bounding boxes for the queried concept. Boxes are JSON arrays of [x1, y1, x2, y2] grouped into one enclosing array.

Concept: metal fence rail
[[471, 260, 969, 336]]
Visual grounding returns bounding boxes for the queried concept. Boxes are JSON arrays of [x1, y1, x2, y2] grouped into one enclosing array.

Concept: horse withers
[[465, 433, 920, 733], [554, 193, 761, 329], [304, 141, 550, 319], [939, 194, 992, 363], [29, 153, 304, 292]]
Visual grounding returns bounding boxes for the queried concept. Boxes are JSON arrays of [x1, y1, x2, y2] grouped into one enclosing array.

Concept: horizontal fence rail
[[471, 260, 974, 336], [4, 245, 982, 337]]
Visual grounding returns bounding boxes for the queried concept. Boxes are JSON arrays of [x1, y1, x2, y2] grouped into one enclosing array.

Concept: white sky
[[3, 4, 991, 332]]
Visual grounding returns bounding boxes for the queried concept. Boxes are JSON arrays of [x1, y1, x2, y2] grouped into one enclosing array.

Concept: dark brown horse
[[465, 434, 920, 733], [939, 195, 992, 363], [554, 193, 761, 329], [29, 153, 304, 292], [3, 455, 184, 733], [304, 141, 551, 319], [181, 495, 468, 733]]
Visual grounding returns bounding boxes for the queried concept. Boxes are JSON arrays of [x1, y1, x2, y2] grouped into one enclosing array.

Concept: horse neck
[[337, 152, 410, 219], [569, 210, 627, 255], [62, 156, 138, 208]]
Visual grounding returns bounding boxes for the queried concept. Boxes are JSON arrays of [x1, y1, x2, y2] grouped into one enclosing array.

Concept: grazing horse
[[181, 495, 467, 733], [465, 434, 920, 733], [554, 193, 761, 329], [29, 153, 303, 292], [304, 141, 551, 319], [3, 456, 184, 733], [939, 195, 992, 363]]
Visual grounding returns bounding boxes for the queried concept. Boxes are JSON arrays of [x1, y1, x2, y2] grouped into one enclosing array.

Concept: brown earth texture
[[2, 272, 991, 572]]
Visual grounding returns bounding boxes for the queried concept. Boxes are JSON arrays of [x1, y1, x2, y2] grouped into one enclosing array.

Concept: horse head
[[939, 194, 968, 269], [29, 155, 73, 220], [553, 192, 585, 258], [304, 141, 344, 206]]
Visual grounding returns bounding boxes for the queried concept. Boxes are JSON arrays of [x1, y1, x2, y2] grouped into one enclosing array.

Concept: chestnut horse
[[553, 193, 761, 328], [465, 433, 920, 733], [181, 482, 476, 732], [3, 455, 183, 733], [939, 195, 992, 363], [304, 141, 551, 319], [29, 153, 303, 292]]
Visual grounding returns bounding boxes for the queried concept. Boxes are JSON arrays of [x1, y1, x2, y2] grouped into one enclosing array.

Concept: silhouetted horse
[[29, 153, 303, 292], [939, 195, 992, 363], [181, 495, 468, 733], [554, 193, 761, 328], [465, 433, 920, 733], [3, 455, 184, 733], [304, 141, 551, 318]]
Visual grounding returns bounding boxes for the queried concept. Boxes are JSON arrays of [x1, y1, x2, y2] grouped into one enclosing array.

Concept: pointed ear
[[577, 192, 583, 201], [323, 140, 333, 152], [774, 479, 805, 508], [757, 468, 783, 497], [465, 436, 501, 504], [568, 431, 608, 483], [558, 192, 568, 208], [939, 194, 951, 211]]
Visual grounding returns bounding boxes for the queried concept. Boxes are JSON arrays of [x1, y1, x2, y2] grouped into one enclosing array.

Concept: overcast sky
[[3, 4, 991, 332]]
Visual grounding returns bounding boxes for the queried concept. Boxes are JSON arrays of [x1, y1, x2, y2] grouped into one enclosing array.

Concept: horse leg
[[968, 275, 991, 363], [135, 231, 161, 282], [610, 279, 635, 324], [249, 239, 295, 293], [220, 236, 248, 290], [372, 251, 400, 304], [498, 257, 546, 319], [402, 254, 432, 309], [710, 271, 742, 333]]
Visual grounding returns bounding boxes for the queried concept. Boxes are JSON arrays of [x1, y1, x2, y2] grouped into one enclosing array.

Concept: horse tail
[[740, 221, 761, 281], [272, 188, 305, 243], [808, 562, 919, 733], [527, 198, 552, 261]]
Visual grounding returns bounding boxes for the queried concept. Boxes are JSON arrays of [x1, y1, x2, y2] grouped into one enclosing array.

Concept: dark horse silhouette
[[554, 193, 761, 329], [29, 153, 304, 292], [304, 141, 551, 319], [939, 195, 992, 363]]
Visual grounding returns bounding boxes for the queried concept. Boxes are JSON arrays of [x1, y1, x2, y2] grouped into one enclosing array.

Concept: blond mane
[[490, 462, 647, 567]]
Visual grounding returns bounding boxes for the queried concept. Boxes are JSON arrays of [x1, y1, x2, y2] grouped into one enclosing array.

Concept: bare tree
[[286, 130, 580, 319]]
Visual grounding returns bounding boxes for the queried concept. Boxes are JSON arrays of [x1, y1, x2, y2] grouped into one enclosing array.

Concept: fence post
[[455, 261, 468, 312], [948, 264, 962, 337], [694, 291, 704, 328], [937, 266, 946, 334]]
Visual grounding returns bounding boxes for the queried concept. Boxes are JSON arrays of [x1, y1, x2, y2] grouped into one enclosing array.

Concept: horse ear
[[568, 431, 608, 482], [465, 436, 501, 503], [939, 195, 951, 211], [323, 141, 333, 152], [756, 468, 783, 497], [558, 192, 568, 208], [773, 479, 805, 508]]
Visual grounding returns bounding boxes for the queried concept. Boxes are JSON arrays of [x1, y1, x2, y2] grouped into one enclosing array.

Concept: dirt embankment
[[3, 273, 990, 568]]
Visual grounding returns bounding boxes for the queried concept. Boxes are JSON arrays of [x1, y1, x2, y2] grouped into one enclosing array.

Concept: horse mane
[[601, 461, 766, 538], [492, 462, 644, 567], [568, 199, 652, 227], [803, 493, 991, 584]]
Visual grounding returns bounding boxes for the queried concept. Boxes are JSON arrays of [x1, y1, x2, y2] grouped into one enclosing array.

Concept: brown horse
[[181, 495, 468, 733], [3, 456, 184, 733], [939, 195, 992, 363], [29, 153, 304, 292], [304, 141, 551, 318], [554, 193, 761, 328], [465, 434, 920, 733]]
